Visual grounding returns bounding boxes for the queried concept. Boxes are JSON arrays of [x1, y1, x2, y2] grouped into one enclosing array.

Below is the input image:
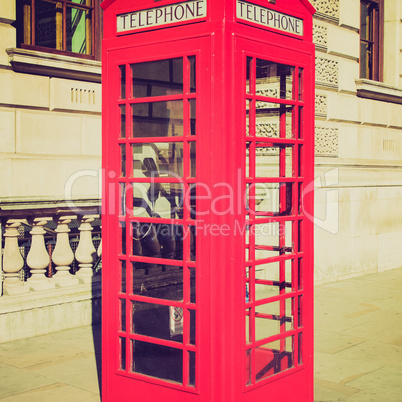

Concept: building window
[[360, 0, 383, 81], [16, 0, 102, 60]]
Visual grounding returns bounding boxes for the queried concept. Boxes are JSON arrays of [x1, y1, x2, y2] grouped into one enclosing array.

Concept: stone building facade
[[0, 0, 401, 341], [310, 0, 402, 283]]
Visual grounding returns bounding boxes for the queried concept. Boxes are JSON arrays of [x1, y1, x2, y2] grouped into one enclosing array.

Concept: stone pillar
[[26, 217, 55, 291], [52, 215, 79, 288], [2, 219, 29, 296], [75, 215, 99, 284]]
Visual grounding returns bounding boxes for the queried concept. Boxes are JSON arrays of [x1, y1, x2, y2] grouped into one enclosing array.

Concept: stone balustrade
[[0, 213, 102, 297]]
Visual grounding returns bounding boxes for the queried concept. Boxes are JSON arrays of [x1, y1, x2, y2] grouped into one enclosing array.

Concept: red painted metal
[[102, 0, 315, 401]]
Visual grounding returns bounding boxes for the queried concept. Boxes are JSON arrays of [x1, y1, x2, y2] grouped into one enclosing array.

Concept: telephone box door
[[102, 37, 211, 401], [233, 36, 314, 400]]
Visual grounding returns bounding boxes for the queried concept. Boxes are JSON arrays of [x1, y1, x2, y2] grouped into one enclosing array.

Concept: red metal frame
[[102, 0, 315, 400]]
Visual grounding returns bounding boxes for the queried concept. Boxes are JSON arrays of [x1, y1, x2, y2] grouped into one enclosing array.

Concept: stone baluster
[[26, 217, 55, 291], [52, 215, 79, 288], [2, 219, 29, 296], [75, 215, 99, 284]]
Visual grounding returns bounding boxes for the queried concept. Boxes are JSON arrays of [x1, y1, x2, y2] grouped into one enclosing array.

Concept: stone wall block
[[0, 109, 16, 153], [327, 93, 359, 123], [50, 78, 101, 114], [0, 0, 16, 23], [0, 69, 49, 109]]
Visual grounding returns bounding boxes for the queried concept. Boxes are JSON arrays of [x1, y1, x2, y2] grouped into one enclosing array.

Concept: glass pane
[[190, 309, 196, 345], [189, 99, 196, 135], [256, 59, 295, 100], [189, 267, 196, 303], [298, 295, 303, 328], [132, 261, 183, 301], [298, 68, 304, 101], [66, 7, 90, 54], [248, 182, 292, 216], [120, 144, 126, 177], [120, 260, 126, 293], [255, 337, 294, 381], [298, 333, 303, 365], [190, 142, 196, 177], [132, 183, 184, 219], [255, 102, 280, 138], [131, 301, 183, 343], [254, 260, 293, 300], [131, 340, 183, 384], [246, 100, 252, 136], [298, 107, 304, 139], [131, 221, 185, 260], [120, 183, 126, 216], [246, 56, 253, 94], [246, 309, 251, 343], [360, 3, 370, 40], [253, 221, 293, 260], [189, 225, 196, 261], [71, 0, 92, 4], [120, 221, 126, 254], [189, 56, 196, 93], [255, 299, 293, 341], [35, 0, 57, 49], [120, 337, 126, 370], [120, 298, 126, 331], [298, 258, 303, 290], [255, 144, 294, 178], [120, 66, 126, 99], [132, 142, 184, 178], [132, 101, 183, 138], [189, 351, 196, 387], [360, 42, 371, 79], [120, 105, 126, 138], [132, 58, 183, 98], [246, 349, 252, 385]]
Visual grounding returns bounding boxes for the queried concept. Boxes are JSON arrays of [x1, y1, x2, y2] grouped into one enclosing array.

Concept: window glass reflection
[[132, 262, 183, 301], [255, 337, 294, 381], [254, 144, 294, 178], [131, 301, 183, 343], [131, 340, 183, 384], [120, 65, 126, 99], [132, 142, 184, 178], [132, 58, 183, 98], [256, 59, 294, 100], [189, 56, 196, 93], [132, 101, 183, 138], [131, 220, 196, 260]]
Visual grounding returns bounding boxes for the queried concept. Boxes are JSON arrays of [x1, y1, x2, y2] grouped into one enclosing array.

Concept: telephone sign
[[102, 0, 315, 400], [117, 0, 207, 33]]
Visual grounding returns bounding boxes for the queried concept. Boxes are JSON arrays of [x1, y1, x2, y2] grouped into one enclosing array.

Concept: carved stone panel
[[315, 94, 327, 117], [315, 126, 338, 156], [313, 24, 328, 51], [315, 56, 339, 89], [310, 0, 339, 22]]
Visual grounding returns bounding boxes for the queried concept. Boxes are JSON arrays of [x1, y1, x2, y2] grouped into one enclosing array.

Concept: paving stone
[[0, 383, 100, 402], [0, 336, 90, 369], [30, 354, 101, 394], [314, 330, 366, 354], [0, 363, 57, 399]]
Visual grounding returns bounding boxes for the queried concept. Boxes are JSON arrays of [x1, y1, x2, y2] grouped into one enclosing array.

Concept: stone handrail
[[1, 213, 101, 297]]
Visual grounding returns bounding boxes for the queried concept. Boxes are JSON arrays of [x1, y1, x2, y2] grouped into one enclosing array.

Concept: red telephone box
[[101, 0, 315, 400]]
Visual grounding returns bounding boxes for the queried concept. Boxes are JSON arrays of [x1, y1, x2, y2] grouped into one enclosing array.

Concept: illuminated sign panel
[[117, 0, 207, 33], [236, 0, 304, 36]]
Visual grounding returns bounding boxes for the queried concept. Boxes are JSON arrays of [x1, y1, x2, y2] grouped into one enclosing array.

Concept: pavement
[[0, 267, 401, 401]]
